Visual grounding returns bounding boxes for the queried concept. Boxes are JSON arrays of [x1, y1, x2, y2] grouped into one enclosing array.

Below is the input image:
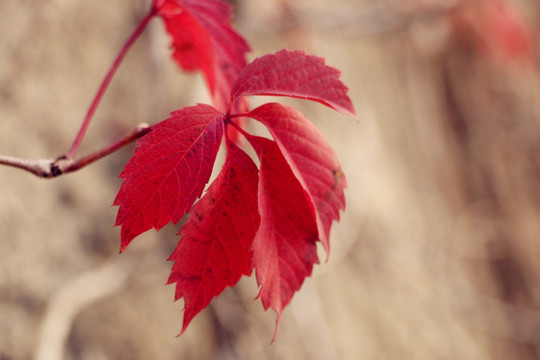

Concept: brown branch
[[0, 123, 151, 178], [0, 155, 55, 177]]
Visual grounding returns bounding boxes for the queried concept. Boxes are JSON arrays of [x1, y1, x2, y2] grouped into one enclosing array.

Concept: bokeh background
[[2, 0, 540, 359]]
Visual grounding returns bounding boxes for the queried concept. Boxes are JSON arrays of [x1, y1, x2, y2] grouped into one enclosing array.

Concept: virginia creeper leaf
[[231, 49, 356, 117], [114, 104, 223, 250], [247, 103, 346, 254], [477, 1, 534, 61], [155, 0, 250, 112], [167, 139, 260, 333], [448, 1, 534, 62], [248, 135, 319, 340]]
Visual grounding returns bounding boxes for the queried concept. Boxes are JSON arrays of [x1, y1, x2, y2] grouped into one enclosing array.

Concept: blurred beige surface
[[2, 0, 540, 359]]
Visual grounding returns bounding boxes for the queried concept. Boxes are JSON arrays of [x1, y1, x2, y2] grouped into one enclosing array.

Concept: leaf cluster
[[113, 0, 356, 338]]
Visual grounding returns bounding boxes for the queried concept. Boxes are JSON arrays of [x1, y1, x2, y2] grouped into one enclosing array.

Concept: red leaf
[[155, 0, 250, 111], [167, 139, 260, 333], [114, 104, 223, 250], [231, 49, 356, 117], [448, 0, 535, 62], [478, 2, 534, 61], [247, 103, 346, 254], [248, 135, 319, 340]]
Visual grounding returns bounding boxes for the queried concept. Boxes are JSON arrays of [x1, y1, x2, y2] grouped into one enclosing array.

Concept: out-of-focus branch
[[34, 256, 136, 360], [0, 123, 150, 178]]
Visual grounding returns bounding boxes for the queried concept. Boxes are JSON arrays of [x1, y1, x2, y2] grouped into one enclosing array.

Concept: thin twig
[[0, 123, 151, 178], [64, 123, 151, 174], [0, 155, 54, 177]]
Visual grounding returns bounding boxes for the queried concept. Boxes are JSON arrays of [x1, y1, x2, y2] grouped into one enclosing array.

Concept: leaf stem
[[0, 124, 151, 178], [65, 8, 157, 160], [228, 112, 250, 120], [226, 117, 253, 141], [64, 123, 152, 174]]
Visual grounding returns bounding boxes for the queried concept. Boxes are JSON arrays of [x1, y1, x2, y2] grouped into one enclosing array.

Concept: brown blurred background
[[2, 0, 540, 359]]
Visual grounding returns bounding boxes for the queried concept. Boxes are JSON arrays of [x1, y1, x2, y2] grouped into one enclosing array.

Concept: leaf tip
[[333, 94, 357, 120], [119, 236, 130, 254], [178, 325, 188, 337], [270, 311, 283, 344], [180, 308, 196, 336], [349, 107, 359, 121], [174, 310, 192, 337], [118, 228, 137, 254]]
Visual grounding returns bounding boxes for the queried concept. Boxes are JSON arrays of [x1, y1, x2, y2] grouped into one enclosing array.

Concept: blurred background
[[2, 0, 540, 359]]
